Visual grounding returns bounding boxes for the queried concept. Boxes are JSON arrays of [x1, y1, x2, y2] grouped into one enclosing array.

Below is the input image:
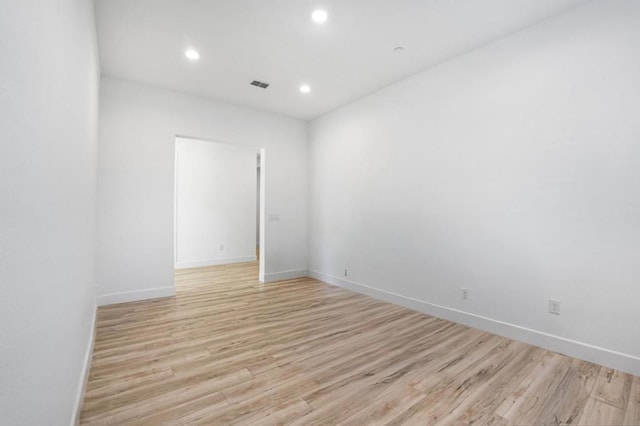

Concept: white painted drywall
[[175, 138, 257, 268], [309, 0, 640, 373], [256, 159, 261, 246], [97, 77, 308, 303], [0, 0, 100, 424]]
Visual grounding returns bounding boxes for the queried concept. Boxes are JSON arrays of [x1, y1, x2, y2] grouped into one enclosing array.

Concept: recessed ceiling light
[[311, 9, 328, 23], [185, 49, 200, 60], [300, 84, 311, 94]]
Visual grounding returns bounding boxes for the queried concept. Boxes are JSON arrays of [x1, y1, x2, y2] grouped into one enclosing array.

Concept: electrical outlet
[[220, 244, 224, 251], [549, 299, 561, 315], [344, 269, 348, 277], [461, 288, 468, 300]]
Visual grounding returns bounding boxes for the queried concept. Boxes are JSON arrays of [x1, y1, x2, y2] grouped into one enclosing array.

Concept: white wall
[[175, 138, 257, 268], [257, 159, 261, 246], [0, 0, 100, 424], [309, 0, 640, 375], [97, 77, 308, 304]]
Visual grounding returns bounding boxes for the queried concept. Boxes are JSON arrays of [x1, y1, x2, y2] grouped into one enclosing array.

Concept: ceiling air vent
[[250, 80, 270, 89]]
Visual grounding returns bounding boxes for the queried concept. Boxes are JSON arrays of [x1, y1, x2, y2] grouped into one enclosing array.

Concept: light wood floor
[[80, 262, 640, 425]]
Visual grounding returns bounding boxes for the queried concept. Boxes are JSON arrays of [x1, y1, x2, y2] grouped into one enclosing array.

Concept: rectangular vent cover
[[250, 80, 270, 89]]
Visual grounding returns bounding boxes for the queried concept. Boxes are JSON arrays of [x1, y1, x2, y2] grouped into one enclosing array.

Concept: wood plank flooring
[[80, 262, 640, 425]]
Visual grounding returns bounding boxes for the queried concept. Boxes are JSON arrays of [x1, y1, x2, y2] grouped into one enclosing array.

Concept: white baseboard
[[263, 269, 308, 283], [97, 286, 176, 306], [71, 303, 97, 425], [309, 270, 640, 377], [175, 256, 256, 269]]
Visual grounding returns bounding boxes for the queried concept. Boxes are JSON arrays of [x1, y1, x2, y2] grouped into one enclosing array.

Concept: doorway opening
[[173, 136, 265, 288]]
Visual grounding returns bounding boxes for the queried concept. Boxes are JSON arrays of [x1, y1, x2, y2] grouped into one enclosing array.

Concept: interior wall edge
[[175, 256, 257, 270], [263, 269, 309, 283], [309, 269, 640, 377], [70, 303, 97, 426], [97, 286, 176, 307]]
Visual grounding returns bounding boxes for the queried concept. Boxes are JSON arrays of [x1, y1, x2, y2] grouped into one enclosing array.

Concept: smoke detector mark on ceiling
[[250, 80, 270, 89]]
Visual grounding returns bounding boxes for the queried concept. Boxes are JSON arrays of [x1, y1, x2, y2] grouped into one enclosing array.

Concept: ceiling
[[95, 0, 585, 120]]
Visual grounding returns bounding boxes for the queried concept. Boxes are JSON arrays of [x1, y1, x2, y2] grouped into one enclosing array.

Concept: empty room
[[2, 0, 640, 425]]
